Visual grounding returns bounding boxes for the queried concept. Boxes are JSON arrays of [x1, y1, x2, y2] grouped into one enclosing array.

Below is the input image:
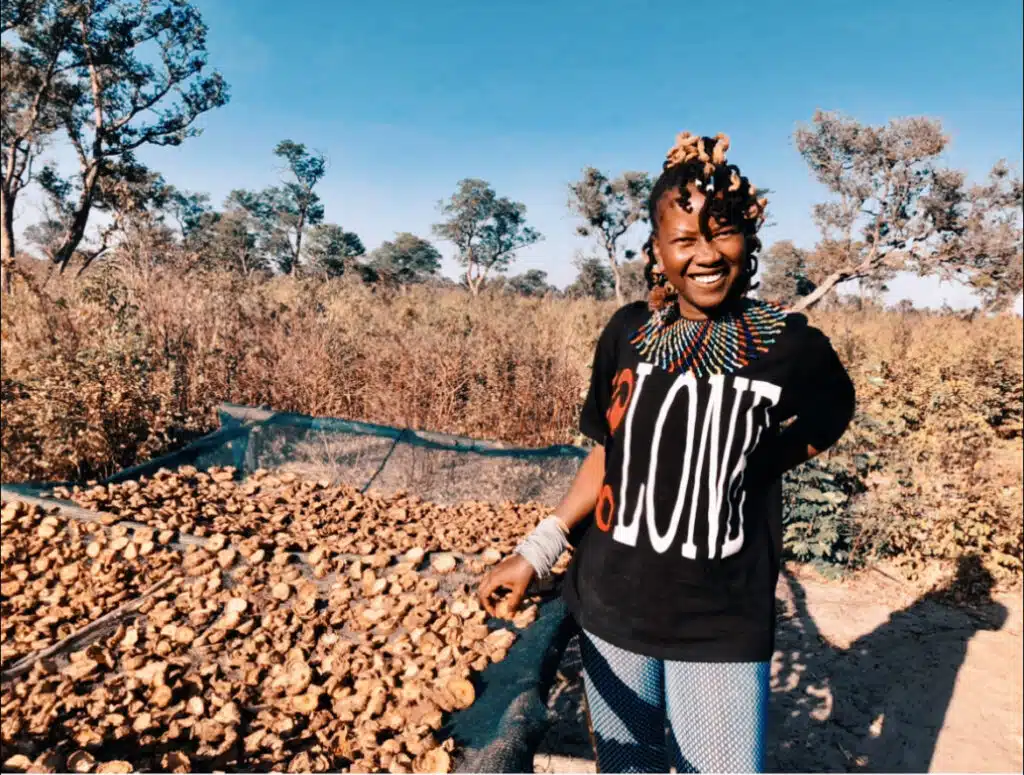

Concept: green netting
[[1, 402, 590, 772]]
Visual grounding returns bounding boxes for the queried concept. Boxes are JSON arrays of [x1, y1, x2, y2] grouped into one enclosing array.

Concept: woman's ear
[[649, 236, 663, 269]]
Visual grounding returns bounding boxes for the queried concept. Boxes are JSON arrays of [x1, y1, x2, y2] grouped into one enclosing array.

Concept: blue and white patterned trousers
[[580, 629, 770, 773]]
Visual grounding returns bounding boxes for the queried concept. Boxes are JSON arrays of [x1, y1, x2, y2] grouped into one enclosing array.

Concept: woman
[[478, 132, 856, 773]]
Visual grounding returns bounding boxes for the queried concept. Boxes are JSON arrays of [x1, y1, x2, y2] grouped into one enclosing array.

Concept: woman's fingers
[[478, 572, 505, 616]]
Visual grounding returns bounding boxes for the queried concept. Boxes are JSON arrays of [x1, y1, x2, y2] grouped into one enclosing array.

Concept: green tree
[[618, 257, 649, 303], [565, 254, 615, 300], [506, 268, 554, 297], [760, 240, 817, 307], [433, 178, 542, 296], [1, 2, 67, 291], [272, 140, 326, 275], [568, 168, 651, 305], [29, 158, 173, 273], [201, 189, 284, 276], [1, 0, 228, 290], [368, 232, 441, 285], [306, 223, 367, 278]]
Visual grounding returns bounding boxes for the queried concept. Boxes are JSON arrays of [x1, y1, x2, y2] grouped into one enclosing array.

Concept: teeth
[[692, 273, 724, 285]]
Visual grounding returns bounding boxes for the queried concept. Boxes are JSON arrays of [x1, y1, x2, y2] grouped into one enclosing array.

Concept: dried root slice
[[494, 598, 515, 620], [161, 752, 191, 774], [404, 547, 426, 564], [225, 596, 249, 615], [67, 751, 96, 773], [445, 678, 476, 710], [151, 684, 174, 709], [480, 548, 502, 566], [512, 604, 538, 628], [95, 762, 134, 774], [430, 553, 457, 574], [413, 748, 451, 774], [281, 657, 313, 696], [291, 690, 322, 713]]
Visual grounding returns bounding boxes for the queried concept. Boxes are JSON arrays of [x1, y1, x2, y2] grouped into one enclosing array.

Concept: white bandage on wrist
[[514, 516, 571, 579]]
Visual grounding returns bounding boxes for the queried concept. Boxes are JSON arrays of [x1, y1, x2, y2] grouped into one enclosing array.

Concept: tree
[[201, 189, 283, 276], [948, 161, 1023, 314], [1, 4, 66, 291], [618, 257, 650, 303], [0, 0, 228, 290], [368, 232, 440, 285], [506, 268, 554, 297], [568, 168, 651, 305], [790, 110, 969, 311], [306, 222, 366, 279], [565, 254, 615, 300], [433, 178, 542, 296], [28, 158, 174, 273], [760, 240, 817, 307], [272, 139, 326, 275]]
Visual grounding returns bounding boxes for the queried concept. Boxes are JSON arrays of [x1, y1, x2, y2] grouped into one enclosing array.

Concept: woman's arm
[[760, 326, 857, 481], [478, 444, 605, 615], [553, 444, 605, 530]]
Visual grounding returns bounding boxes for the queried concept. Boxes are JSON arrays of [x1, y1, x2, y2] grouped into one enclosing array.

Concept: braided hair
[[644, 132, 768, 311]]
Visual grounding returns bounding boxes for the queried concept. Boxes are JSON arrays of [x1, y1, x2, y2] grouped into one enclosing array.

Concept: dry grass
[[1, 264, 1021, 578]]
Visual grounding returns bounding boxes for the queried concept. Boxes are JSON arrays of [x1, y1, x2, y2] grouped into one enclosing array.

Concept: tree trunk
[[53, 166, 101, 273], [790, 270, 850, 312], [0, 188, 13, 295], [610, 260, 623, 306]]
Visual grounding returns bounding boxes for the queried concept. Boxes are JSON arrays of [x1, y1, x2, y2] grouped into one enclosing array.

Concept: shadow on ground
[[535, 555, 1012, 773]]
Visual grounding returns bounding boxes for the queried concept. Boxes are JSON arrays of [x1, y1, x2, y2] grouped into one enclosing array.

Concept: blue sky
[[20, 0, 1024, 306]]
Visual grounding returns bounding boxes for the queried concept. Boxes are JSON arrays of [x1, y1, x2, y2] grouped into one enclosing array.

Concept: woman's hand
[[478, 554, 536, 617]]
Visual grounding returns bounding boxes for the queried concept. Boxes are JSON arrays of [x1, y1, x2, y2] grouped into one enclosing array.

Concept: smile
[[689, 272, 726, 286]]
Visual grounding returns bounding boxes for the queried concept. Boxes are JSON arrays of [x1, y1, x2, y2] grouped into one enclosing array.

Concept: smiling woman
[[479, 131, 857, 772]]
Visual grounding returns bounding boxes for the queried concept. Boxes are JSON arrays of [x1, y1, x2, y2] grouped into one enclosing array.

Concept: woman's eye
[[713, 230, 739, 240]]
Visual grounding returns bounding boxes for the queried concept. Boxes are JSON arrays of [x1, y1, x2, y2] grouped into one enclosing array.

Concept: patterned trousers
[[580, 629, 770, 773]]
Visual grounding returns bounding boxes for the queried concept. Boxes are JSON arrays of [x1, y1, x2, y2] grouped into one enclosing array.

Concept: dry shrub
[[1, 266, 600, 482], [1, 267, 1021, 581], [811, 307, 1023, 582]]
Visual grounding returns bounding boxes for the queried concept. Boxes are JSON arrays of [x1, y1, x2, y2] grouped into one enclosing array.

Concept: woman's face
[[652, 183, 747, 319]]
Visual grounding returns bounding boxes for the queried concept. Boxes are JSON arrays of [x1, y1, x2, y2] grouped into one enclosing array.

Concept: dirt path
[[533, 563, 1024, 773]]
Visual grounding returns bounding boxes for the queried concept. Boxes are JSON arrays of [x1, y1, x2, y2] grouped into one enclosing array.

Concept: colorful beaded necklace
[[630, 297, 788, 377]]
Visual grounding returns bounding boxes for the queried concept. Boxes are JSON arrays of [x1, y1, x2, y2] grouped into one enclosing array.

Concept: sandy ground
[[532, 563, 1024, 773]]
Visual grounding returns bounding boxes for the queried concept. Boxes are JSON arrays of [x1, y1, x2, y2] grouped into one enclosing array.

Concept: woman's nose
[[691, 239, 718, 264]]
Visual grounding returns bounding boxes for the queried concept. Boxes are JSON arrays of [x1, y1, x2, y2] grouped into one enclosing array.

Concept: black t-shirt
[[562, 300, 856, 662]]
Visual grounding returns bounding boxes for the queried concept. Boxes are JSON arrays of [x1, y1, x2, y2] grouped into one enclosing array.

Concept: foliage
[[760, 240, 817, 307], [491, 269, 556, 298], [564, 254, 614, 300], [202, 189, 286, 276], [791, 110, 1023, 312], [367, 232, 440, 285], [307, 223, 367, 279], [432, 179, 542, 296], [272, 140, 326, 274], [568, 168, 651, 305], [780, 453, 866, 573], [946, 161, 1024, 313], [0, 0, 228, 275]]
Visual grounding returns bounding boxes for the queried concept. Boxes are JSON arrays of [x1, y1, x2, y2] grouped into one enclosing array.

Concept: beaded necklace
[[630, 297, 788, 377]]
